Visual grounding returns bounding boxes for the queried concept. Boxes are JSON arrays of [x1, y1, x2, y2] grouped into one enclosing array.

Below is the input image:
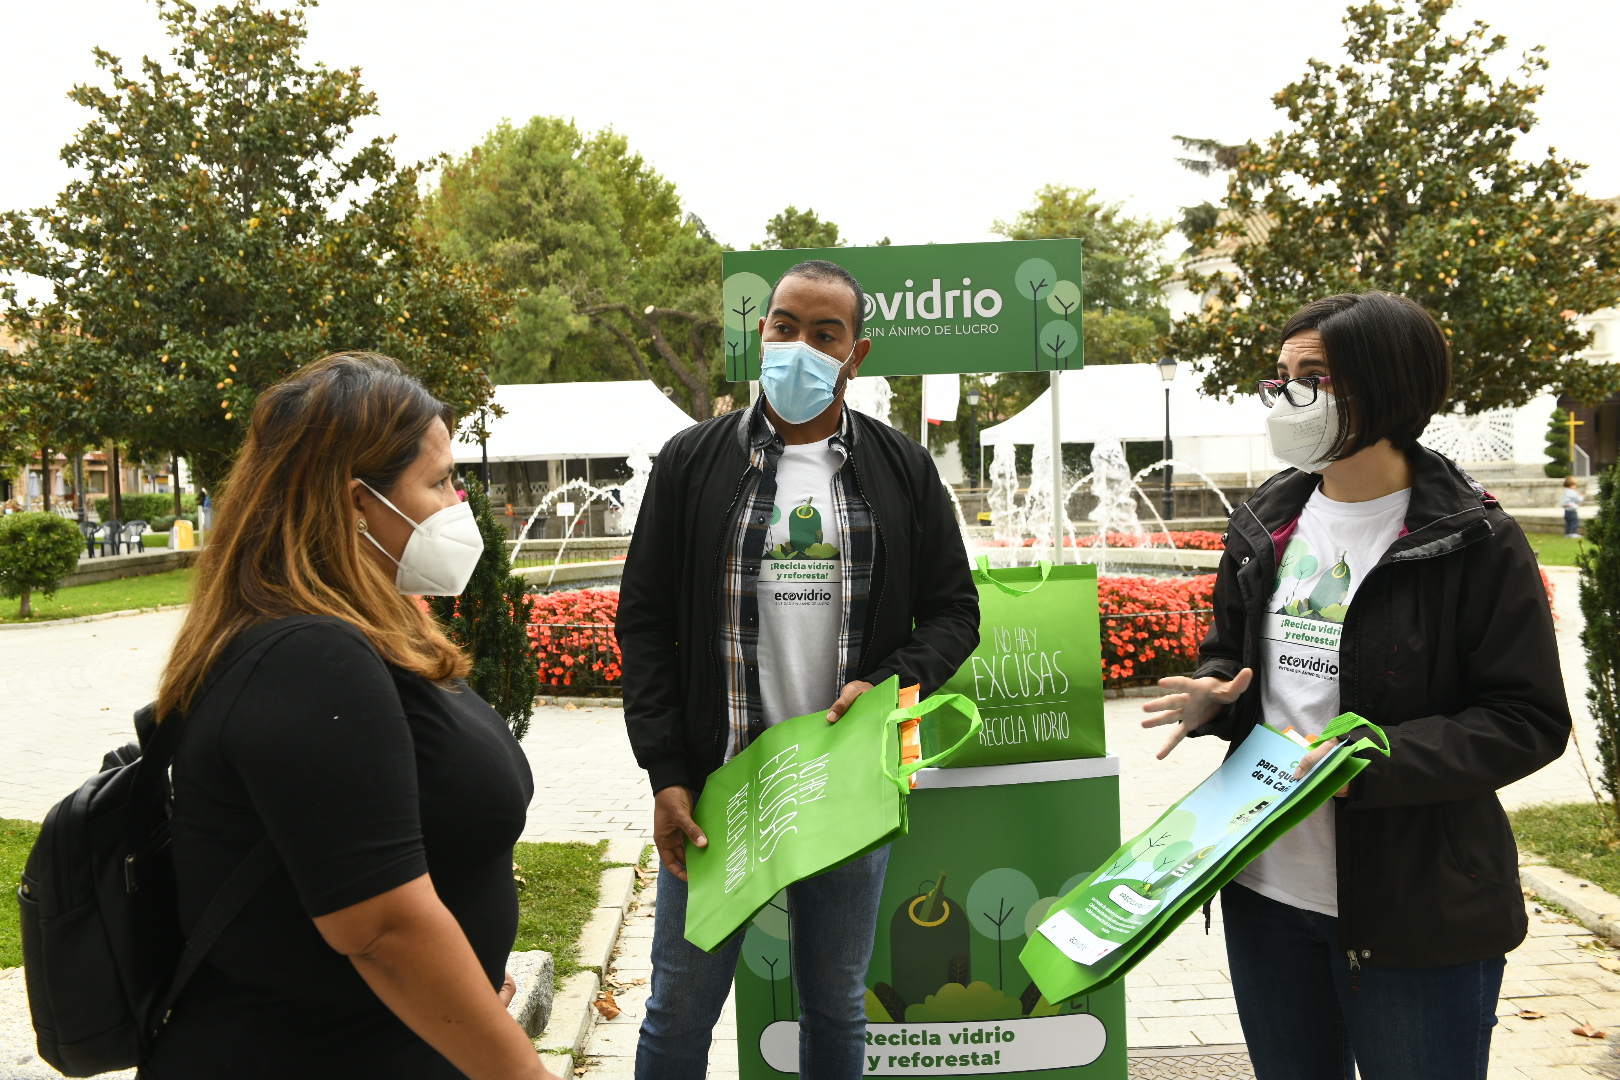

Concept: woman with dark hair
[[1142, 292, 1570, 1079], [145, 353, 558, 1080]]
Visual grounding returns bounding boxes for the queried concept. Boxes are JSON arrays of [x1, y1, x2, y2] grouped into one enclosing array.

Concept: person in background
[[1142, 292, 1569, 1080], [616, 260, 979, 1079], [145, 352, 557, 1080], [1562, 474, 1583, 537]]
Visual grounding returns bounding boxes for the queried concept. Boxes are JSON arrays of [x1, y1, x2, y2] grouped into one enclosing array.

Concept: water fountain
[[510, 479, 627, 589], [844, 375, 894, 426]]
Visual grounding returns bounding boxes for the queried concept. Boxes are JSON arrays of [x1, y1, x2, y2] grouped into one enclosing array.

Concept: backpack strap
[[150, 835, 281, 1035], [142, 615, 352, 1037]]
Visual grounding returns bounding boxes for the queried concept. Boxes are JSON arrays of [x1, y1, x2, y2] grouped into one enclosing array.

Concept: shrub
[[1580, 466, 1620, 834], [1098, 574, 1217, 685], [0, 512, 85, 617], [428, 480, 542, 741], [149, 513, 199, 533], [92, 492, 197, 522], [1546, 408, 1573, 478]]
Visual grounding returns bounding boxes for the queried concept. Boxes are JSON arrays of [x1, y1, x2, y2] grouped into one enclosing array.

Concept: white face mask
[[1266, 391, 1341, 474], [357, 480, 484, 596]]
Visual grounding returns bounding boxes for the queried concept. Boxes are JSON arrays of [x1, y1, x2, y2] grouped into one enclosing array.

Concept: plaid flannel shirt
[[719, 404, 876, 760]]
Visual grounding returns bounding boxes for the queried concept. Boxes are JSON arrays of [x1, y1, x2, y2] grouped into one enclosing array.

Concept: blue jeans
[[1222, 881, 1504, 1080], [1566, 507, 1581, 537], [636, 846, 890, 1080]]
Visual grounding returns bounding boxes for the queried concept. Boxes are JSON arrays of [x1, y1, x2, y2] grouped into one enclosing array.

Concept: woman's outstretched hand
[[1141, 669, 1253, 760]]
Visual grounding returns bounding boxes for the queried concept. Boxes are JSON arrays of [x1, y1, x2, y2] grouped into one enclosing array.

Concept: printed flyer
[[1021, 714, 1387, 1004]]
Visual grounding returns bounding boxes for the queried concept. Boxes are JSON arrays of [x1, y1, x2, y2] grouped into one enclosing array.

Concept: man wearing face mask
[[617, 260, 980, 1079]]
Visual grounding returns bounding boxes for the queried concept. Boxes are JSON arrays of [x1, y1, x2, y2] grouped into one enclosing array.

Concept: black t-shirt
[[144, 618, 534, 1079]]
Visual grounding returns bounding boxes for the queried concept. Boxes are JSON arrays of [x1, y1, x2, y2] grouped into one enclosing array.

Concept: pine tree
[[1545, 408, 1573, 478], [429, 479, 541, 741], [1579, 467, 1620, 834]]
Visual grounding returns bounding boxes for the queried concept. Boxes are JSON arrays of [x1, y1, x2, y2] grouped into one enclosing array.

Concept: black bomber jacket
[[616, 402, 980, 796], [1196, 444, 1571, 967]]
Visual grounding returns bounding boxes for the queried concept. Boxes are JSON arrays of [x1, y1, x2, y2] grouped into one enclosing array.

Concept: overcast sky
[[5, 0, 1617, 253]]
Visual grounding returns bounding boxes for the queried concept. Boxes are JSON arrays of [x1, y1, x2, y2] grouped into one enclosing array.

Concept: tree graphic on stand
[[724, 272, 772, 382], [967, 868, 1039, 991], [1014, 257, 1058, 371], [745, 892, 794, 1021], [1047, 279, 1083, 370], [1039, 320, 1079, 371]]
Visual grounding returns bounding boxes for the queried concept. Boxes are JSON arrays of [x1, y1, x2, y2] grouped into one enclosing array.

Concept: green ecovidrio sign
[[722, 239, 1084, 380]]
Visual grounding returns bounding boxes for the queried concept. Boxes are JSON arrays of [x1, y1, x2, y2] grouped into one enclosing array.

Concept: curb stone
[[536, 695, 623, 708], [0, 604, 188, 630], [534, 843, 648, 1069], [1519, 857, 1620, 946]]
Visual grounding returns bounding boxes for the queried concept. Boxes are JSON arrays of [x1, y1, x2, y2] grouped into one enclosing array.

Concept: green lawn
[[1, 568, 194, 624], [510, 840, 610, 980], [1510, 802, 1620, 894], [0, 824, 612, 983], [142, 533, 169, 548], [1526, 533, 1590, 567], [0, 819, 41, 967]]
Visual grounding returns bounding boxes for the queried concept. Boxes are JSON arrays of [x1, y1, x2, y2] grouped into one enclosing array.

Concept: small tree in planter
[[1580, 466, 1620, 833], [0, 512, 85, 617], [429, 479, 542, 740]]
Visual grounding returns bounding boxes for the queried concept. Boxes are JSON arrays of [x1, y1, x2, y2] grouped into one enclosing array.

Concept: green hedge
[[92, 493, 197, 523]]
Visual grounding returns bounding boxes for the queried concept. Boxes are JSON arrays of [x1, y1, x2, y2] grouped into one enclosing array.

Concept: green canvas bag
[[683, 678, 982, 953], [923, 557, 1104, 769], [1020, 713, 1390, 1003]]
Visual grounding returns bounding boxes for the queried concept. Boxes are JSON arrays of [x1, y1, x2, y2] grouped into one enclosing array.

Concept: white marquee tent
[[451, 381, 696, 463], [977, 365, 1280, 480]]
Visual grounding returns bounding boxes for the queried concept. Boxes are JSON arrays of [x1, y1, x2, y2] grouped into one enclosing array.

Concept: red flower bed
[[980, 531, 1226, 551], [527, 588, 622, 689], [1098, 574, 1217, 685]]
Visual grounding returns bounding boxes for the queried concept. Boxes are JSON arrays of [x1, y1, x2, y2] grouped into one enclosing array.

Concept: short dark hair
[[765, 259, 867, 338], [1279, 291, 1451, 459]]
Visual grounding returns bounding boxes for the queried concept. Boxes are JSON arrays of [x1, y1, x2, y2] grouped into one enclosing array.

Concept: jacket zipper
[[710, 464, 756, 772], [847, 450, 887, 676], [1346, 949, 1360, 994]]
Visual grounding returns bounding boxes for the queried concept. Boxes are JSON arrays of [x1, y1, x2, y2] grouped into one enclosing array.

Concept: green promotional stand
[[722, 239, 1125, 1077], [732, 758, 1125, 1077]]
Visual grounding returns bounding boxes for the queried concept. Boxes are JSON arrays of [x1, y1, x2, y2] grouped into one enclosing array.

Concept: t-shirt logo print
[[1274, 539, 1351, 625], [768, 498, 840, 561]]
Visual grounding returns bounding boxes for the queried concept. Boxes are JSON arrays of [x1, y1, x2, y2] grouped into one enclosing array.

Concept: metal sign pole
[[1050, 369, 1064, 564]]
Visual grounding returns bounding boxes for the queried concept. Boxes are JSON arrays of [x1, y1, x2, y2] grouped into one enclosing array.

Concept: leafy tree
[[993, 186, 1175, 365], [1166, 1, 1620, 413], [1580, 467, 1620, 834], [0, 1, 505, 491], [1545, 407, 1573, 477], [428, 478, 541, 741], [0, 512, 84, 617], [425, 118, 727, 418], [754, 206, 842, 251]]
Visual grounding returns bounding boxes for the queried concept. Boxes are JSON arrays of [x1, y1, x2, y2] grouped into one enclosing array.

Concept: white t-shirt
[[1236, 485, 1410, 916], [756, 440, 845, 730]]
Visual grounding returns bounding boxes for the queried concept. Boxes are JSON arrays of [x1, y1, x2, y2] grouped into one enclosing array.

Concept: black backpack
[[17, 619, 325, 1076]]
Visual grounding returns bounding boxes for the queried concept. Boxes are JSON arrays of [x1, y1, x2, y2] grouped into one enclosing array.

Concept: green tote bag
[[683, 678, 982, 953], [924, 557, 1105, 769]]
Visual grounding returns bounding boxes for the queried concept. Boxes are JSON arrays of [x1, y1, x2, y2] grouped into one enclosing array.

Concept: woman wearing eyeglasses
[[1142, 292, 1569, 1080]]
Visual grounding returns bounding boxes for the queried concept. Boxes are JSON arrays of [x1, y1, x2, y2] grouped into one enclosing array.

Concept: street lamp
[[966, 385, 982, 487], [1157, 357, 1177, 523]]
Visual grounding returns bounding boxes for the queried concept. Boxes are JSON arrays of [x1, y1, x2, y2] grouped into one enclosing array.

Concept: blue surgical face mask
[[759, 340, 852, 424]]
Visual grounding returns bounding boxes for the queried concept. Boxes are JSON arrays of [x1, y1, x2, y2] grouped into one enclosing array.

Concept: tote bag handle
[[974, 554, 1054, 596], [880, 693, 983, 793]]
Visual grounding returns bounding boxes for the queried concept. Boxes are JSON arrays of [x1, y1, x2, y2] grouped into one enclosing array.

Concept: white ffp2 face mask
[[1266, 391, 1341, 474], [357, 481, 484, 596]]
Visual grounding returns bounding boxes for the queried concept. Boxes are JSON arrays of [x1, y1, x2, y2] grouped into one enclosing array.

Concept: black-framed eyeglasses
[[1258, 375, 1333, 408]]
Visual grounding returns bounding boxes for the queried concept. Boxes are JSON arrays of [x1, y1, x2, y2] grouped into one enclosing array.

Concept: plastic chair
[[80, 521, 102, 558], [102, 521, 125, 557], [122, 520, 148, 554]]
